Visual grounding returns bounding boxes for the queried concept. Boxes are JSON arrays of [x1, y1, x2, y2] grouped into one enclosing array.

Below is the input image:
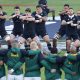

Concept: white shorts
[[0, 76, 6, 80], [7, 74, 23, 80], [24, 77, 41, 80], [55, 79, 62, 80]]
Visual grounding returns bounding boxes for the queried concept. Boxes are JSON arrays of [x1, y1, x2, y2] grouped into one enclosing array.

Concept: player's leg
[[72, 34, 80, 52], [66, 39, 71, 53], [33, 36, 42, 49], [53, 25, 66, 48]]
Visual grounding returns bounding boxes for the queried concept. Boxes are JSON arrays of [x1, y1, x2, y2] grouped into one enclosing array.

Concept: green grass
[[0, 0, 80, 15]]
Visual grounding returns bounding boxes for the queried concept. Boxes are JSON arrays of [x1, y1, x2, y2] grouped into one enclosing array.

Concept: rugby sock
[[25, 44, 30, 51], [76, 46, 79, 52], [7, 40, 12, 49], [47, 42, 52, 51], [53, 38, 57, 48]]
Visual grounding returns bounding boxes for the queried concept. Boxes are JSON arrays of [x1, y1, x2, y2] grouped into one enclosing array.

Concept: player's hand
[[67, 21, 73, 24], [35, 20, 40, 23], [12, 14, 17, 18], [51, 69, 56, 73], [36, 14, 42, 18], [8, 69, 14, 74], [61, 20, 67, 25], [71, 72, 77, 76]]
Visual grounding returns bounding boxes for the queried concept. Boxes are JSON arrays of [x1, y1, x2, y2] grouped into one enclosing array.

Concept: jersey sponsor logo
[[11, 53, 19, 57], [68, 62, 72, 64]]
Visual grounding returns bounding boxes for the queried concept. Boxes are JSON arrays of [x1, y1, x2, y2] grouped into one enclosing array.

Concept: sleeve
[[3, 12, 7, 15], [39, 53, 51, 70], [67, 55, 77, 61], [13, 61, 24, 71], [73, 16, 78, 24], [0, 49, 8, 56], [76, 54, 80, 61], [20, 49, 27, 62], [62, 66, 73, 74], [56, 56, 66, 63], [45, 55, 57, 63]]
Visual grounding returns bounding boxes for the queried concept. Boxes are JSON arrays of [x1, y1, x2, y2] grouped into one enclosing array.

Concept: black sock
[[25, 44, 30, 51], [53, 38, 57, 48], [77, 47, 79, 52], [47, 43, 52, 51], [8, 45, 11, 49]]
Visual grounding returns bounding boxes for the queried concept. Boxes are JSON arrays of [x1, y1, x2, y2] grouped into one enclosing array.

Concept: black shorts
[[22, 31, 36, 40], [0, 27, 7, 38], [66, 33, 79, 41], [12, 28, 23, 36], [57, 25, 66, 37], [35, 27, 48, 38]]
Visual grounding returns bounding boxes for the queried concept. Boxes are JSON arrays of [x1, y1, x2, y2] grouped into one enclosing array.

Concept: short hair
[[14, 6, 20, 9], [0, 5, 2, 9], [25, 8, 31, 12], [64, 4, 69, 7], [36, 5, 42, 8], [69, 8, 73, 10]]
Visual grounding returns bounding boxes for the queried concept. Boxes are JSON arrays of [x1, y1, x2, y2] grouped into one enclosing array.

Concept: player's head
[[36, 5, 43, 13], [77, 10, 80, 16], [69, 8, 74, 15], [70, 46, 77, 54], [11, 40, 20, 48], [14, 6, 20, 14], [64, 4, 69, 12], [67, 8, 74, 15], [25, 8, 31, 15], [30, 41, 39, 50]]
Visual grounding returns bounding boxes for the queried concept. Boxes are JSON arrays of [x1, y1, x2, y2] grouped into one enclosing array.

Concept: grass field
[[0, 0, 80, 15]]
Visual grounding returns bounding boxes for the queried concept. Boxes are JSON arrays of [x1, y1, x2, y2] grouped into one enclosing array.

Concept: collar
[[69, 14, 75, 19]]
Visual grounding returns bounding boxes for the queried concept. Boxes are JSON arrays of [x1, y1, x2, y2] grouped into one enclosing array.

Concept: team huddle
[[0, 0, 80, 80]]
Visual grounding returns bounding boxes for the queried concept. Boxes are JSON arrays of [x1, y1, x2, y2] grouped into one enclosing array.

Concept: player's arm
[[65, 53, 80, 61], [39, 53, 51, 70], [19, 15, 27, 20], [62, 65, 74, 75], [0, 13, 7, 19], [26, 16, 35, 21], [71, 19, 78, 26], [9, 14, 17, 19], [0, 49, 8, 56]]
